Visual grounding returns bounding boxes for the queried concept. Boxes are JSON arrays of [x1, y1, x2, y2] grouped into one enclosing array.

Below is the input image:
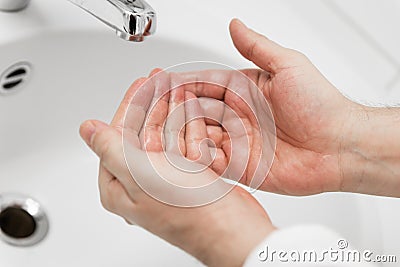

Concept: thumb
[[230, 19, 299, 73], [80, 120, 131, 180]]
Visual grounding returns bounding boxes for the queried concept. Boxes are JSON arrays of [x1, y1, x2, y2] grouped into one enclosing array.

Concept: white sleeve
[[243, 224, 378, 267]]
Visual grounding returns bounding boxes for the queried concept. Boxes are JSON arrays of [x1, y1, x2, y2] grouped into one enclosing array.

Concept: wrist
[[184, 191, 276, 266], [340, 104, 400, 196], [199, 224, 276, 267]]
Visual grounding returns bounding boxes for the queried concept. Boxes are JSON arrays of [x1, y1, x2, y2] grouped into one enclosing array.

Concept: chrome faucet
[[0, 0, 156, 42], [69, 0, 156, 42]]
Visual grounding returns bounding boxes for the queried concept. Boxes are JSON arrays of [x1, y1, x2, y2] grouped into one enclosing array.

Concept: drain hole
[[0, 207, 36, 238], [3, 80, 23, 90], [6, 68, 27, 79], [0, 194, 48, 247], [0, 62, 31, 95]]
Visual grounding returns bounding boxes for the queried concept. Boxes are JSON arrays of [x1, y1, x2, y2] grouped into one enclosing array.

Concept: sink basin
[[0, 0, 398, 266], [0, 31, 221, 266]]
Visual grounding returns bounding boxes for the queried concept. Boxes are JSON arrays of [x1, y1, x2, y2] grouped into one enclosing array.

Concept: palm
[[81, 70, 275, 266], [261, 61, 354, 195], [184, 66, 352, 195]]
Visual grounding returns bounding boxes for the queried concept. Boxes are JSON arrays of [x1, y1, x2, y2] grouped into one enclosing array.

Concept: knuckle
[[288, 49, 309, 62], [247, 37, 263, 59], [94, 130, 115, 163]]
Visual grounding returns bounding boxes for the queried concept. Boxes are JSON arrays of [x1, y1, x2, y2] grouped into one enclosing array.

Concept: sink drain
[[0, 194, 49, 247], [0, 62, 32, 95]]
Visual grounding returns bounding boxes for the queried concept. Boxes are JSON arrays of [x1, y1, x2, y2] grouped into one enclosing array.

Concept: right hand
[[180, 19, 363, 196]]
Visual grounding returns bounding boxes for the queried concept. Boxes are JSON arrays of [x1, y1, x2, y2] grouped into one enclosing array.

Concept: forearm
[[341, 105, 400, 197]]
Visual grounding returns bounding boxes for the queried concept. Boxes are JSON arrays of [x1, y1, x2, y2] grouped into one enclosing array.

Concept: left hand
[[79, 69, 275, 267]]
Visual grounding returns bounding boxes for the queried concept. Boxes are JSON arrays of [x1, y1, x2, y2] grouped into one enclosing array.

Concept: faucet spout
[[69, 0, 156, 42]]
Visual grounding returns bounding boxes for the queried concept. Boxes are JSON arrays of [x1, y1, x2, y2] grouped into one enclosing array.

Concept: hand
[[178, 19, 363, 196], [79, 70, 275, 267]]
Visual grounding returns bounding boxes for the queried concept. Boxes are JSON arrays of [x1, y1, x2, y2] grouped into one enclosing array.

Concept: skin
[[80, 70, 275, 267], [183, 19, 400, 197], [176, 20, 360, 196], [79, 19, 400, 267]]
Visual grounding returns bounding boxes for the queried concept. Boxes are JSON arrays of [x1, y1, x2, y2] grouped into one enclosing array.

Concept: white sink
[[0, 0, 398, 266]]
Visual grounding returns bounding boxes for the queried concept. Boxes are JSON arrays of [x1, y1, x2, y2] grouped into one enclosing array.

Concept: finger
[[140, 70, 171, 151], [111, 77, 147, 127], [197, 97, 225, 125], [124, 77, 157, 147], [224, 89, 259, 127], [229, 19, 294, 73], [98, 165, 137, 222], [177, 70, 259, 117], [115, 69, 161, 132], [80, 120, 137, 191], [204, 118, 220, 126], [171, 71, 227, 100], [149, 68, 163, 77], [206, 125, 223, 148], [164, 86, 186, 155], [198, 92, 256, 138], [210, 148, 228, 175], [184, 91, 213, 165], [81, 119, 141, 222]]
